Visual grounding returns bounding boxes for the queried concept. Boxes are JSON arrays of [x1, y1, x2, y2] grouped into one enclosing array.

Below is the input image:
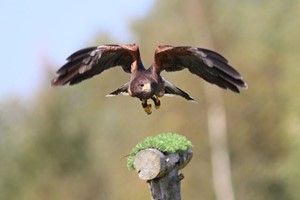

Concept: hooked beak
[[142, 83, 151, 93]]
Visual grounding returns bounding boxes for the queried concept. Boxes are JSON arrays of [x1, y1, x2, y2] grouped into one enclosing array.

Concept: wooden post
[[133, 148, 193, 200]]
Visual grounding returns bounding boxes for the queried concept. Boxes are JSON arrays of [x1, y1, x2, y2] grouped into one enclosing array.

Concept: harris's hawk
[[52, 44, 247, 114]]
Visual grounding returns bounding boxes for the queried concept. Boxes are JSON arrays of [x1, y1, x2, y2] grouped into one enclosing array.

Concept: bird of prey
[[52, 44, 247, 114]]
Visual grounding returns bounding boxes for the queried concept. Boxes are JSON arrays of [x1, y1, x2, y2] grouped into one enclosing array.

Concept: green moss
[[127, 133, 192, 170]]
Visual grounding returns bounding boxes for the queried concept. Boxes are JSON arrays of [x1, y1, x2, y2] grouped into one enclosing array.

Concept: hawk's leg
[[142, 99, 152, 115], [151, 96, 161, 109]]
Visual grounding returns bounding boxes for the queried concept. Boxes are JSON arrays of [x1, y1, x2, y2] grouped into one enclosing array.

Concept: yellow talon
[[142, 100, 152, 115], [144, 104, 152, 115], [151, 96, 161, 109]]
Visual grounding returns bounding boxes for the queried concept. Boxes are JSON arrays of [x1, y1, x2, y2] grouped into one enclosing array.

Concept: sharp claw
[[151, 96, 161, 109], [155, 99, 160, 109], [142, 100, 152, 115], [144, 104, 152, 115]]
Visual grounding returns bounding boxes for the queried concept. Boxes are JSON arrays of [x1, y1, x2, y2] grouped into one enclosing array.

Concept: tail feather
[[105, 83, 129, 97], [163, 78, 197, 103]]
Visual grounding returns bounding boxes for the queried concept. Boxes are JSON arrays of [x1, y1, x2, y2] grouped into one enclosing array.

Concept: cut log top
[[134, 148, 193, 181]]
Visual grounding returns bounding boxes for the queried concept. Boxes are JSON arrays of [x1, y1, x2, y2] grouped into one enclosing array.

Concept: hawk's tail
[[105, 82, 129, 97], [163, 78, 197, 103]]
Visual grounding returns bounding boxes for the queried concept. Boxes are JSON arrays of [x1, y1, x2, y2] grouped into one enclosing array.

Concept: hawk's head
[[130, 77, 157, 100]]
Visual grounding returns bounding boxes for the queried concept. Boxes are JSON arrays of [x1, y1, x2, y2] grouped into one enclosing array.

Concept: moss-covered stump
[[127, 133, 193, 200]]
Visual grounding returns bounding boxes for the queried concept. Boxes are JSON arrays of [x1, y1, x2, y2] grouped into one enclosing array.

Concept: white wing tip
[[163, 94, 198, 104], [105, 94, 116, 97], [189, 99, 198, 104], [105, 92, 129, 97]]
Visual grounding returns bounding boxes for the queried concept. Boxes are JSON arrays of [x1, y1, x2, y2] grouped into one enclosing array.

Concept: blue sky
[[0, 0, 153, 98]]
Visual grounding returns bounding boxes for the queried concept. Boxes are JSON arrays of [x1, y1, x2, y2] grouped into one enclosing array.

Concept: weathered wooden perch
[[127, 133, 193, 199], [134, 148, 193, 200]]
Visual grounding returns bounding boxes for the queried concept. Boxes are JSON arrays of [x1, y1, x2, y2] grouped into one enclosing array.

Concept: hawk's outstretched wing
[[154, 45, 248, 93], [51, 44, 140, 86]]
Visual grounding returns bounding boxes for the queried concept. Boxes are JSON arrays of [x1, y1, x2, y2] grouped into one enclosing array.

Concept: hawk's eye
[[139, 83, 144, 87]]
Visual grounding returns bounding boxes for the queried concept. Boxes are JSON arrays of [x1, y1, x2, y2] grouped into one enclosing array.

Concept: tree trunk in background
[[186, 1, 236, 200], [204, 85, 236, 200]]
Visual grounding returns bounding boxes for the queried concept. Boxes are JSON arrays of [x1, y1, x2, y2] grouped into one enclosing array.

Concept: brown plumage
[[52, 44, 247, 114]]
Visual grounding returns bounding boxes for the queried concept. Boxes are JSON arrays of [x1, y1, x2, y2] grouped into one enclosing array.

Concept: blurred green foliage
[[1, 0, 300, 200], [127, 133, 192, 170]]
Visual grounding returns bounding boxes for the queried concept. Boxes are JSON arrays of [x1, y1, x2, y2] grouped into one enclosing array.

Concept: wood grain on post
[[134, 148, 193, 200]]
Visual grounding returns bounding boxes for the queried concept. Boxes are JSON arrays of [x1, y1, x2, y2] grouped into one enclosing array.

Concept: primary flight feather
[[52, 44, 247, 114]]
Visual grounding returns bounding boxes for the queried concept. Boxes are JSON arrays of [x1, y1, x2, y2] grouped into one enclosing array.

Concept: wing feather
[[52, 44, 139, 86], [154, 45, 248, 93]]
